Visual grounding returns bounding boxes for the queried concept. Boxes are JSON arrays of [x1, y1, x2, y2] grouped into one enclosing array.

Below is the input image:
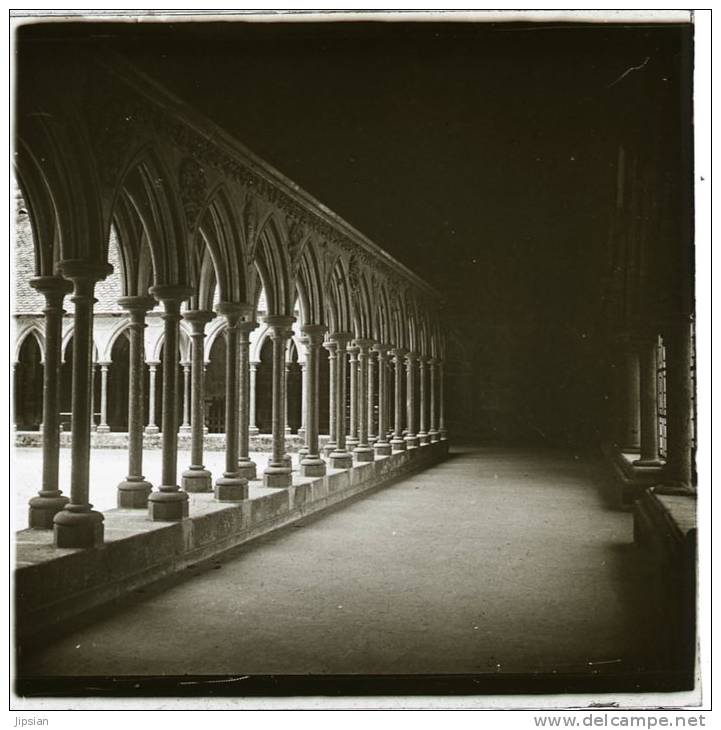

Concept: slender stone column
[[90, 363, 97, 432], [263, 315, 295, 487], [28, 276, 72, 528], [633, 335, 662, 467], [390, 348, 407, 451], [145, 361, 160, 434], [235, 322, 258, 480], [439, 359, 447, 439], [373, 344, 392, 456], [95, 362, 111, 433], [346, 344, 359, 449], [620, 340, 641, 451], [429, 358, 440, 442], [367, 350, 377, 444], [418, 356, 429, 445], [329, 333, 353, 468], [249, 361, 260, 435], [404, 352, 419, 448], [181, 310, 215, 492], [284, 362, 292, 435], [662, 318, 695, 489], [298, 361, 307, 438], [213, 302, 249, 501], [117, 296, 156, 507], [353, 339, 375, 462], [147, 285, 193, 521], [387, 358, 394, 440], [323, 340, 338, 457], [178, 362, 192, 433], [53, 260, 112, 548], [300, 325, 328, 477]]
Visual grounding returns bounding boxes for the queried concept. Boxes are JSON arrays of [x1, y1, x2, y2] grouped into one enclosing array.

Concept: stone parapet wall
[[15, 431, 324, 453], [15, 439, 448, 645]]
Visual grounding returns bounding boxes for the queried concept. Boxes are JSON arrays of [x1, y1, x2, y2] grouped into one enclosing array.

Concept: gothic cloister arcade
[[12, 18, 699, 698], [13, 48, 447, 549]]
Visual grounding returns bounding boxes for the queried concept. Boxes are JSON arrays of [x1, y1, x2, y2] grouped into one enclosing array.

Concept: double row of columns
[[616, 320, 695, 489], [25, 272, 448, 549]]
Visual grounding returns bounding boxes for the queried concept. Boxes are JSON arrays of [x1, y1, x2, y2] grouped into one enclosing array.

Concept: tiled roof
[[14, 192, 123, 314]]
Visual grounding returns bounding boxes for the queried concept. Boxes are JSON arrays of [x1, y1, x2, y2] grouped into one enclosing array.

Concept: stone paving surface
[[17, 445, 664, 677]]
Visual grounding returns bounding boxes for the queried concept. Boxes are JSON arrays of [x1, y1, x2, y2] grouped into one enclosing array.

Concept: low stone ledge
[[14, 431, 328, 453], [600, 443, 665, 506], [15, 440, 449, 643], [633, 487, 697, 675]]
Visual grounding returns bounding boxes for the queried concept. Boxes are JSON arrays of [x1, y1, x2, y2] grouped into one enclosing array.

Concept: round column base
[[96, 425, 110, 434], [440, 430, 448, 440], [148, 489, 189, 521], [429, 430, 440, 443], [179, 425, 192, 435], [323, 443, 337, 458], [53, 509, 104, 548], [298, 445, 310, 457], [330, 451, 353, 469], [237, 459, 257, 480], [390, 437, 406, 452], [346, 437, 359, 449], [181, 468, 213, 493], [214, 476, 249, 501], [28, 494, 70, 529], [404, 435, 419, 448], [374, 441, 392, 457], [249, 427, 260, 436], [117, 479, 153, 508], [144, 426, 160, 435], [353, 446, 375, 462], [633, 458, 664, 467], [263, 466, 293, 488], [300, 456, 327, 477], [368, 435, 378, 445], [418, 432, 430, 445]]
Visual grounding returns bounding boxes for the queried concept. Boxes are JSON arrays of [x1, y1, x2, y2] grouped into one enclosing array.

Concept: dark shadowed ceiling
[[16, 18, 691, 323]]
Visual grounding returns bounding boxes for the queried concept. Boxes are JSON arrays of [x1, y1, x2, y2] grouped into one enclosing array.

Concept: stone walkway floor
[[17, 445, 666, 679]]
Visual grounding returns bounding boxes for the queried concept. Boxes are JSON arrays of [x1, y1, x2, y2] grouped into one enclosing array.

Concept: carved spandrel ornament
[[242, 194, 259, 260], [178, 157, 208, 231], [286, 215, 307, 267]]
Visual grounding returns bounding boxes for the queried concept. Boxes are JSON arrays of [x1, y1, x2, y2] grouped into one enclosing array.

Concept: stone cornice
[[94, 52, 441, 302]]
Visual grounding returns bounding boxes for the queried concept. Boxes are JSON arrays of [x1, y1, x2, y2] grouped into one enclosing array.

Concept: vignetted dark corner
[[12, 16, 695, 699]]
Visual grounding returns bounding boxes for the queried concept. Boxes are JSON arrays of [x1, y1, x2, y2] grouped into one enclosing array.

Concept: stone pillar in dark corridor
[[237, 321, 258, 481], [213, 302, 248, 501], [323, 339, 338, 457], [390, 348, 407, 452], [347, 344, 359, 449], [661, 317, 695, 489], [634, 335, 662, 467], [417, 356, 429, 445], [53, 260, 112, 549], [181, 310, 215, 492], [144, 360, 160, 434], [429, 357, 439, 442], [263, 316, 295, 488], [353, 339, 374, 462], [27, 276, 72, 528], [147, 286, 193, 521], [117, 296, 155, 508], [248, 361, 260, 435], [96, 361, 111, 433], [299, 324, 327, 477], [329, 333, 353, 469], [404, 352, 419, 448], [106, 333, 130, 433], [367, 349, 377, 445], [373, 344, 392, 457]]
